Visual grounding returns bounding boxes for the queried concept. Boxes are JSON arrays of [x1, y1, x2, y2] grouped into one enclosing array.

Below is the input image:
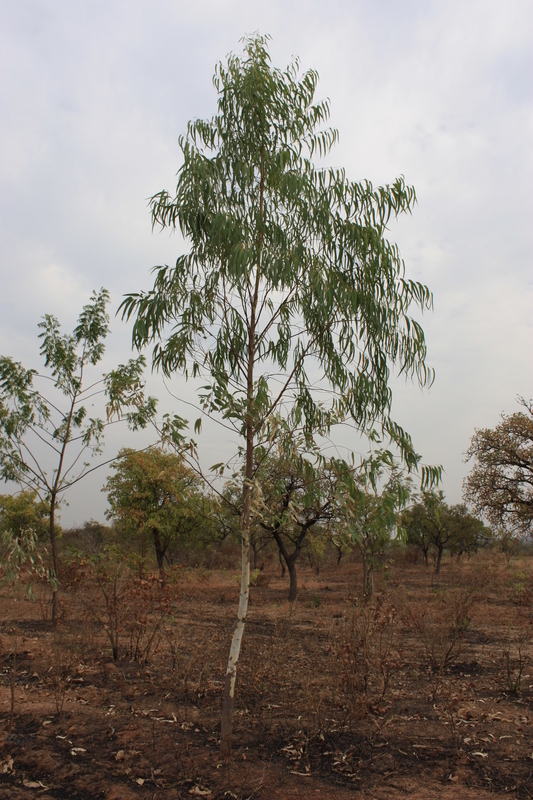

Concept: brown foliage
[[464, 397, 533, 537]]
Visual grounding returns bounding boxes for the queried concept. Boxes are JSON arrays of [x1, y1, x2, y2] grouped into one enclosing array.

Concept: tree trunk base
[[220, 672, 235, 758]]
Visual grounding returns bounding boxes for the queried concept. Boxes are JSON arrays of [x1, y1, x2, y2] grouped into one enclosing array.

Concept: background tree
[[0, 289, 157, 623], [104, 447, 205, 578], [0, 491, 49, 544], [401, 500, 433, 567], [249, 425, 338, 602], [337, 470, 409, 595], [0, 491, 53, 595], [447, 504, 492, 559], [401, 492, 488, 573], [463, 398, 533, 538], [493, 527, 522, 565], [120, 35, 437, 755]]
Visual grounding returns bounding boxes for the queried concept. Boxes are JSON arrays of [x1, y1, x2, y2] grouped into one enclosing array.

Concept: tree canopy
[[104, 447, 206, 577], [0, 491, 49, 542], [120, 34, 437, 755], [401, 491, 490, 572], [463, 398, 533, 537]]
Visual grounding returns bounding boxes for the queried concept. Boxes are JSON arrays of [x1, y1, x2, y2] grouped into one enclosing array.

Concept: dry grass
[[1, 550, 532, 799]]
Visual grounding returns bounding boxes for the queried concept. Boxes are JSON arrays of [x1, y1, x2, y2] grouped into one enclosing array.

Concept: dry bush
[[78, 549, 180, 663], [47, 631, 78, 714], [403, 581, 480, 698], [2, 634, 18, 735], [251, 569, 270, 587], [505, 565, 533, 606], [497, 623, 531, 694], [239, 618, 294, 712], [170, 622, 227, 703], [121, 575, 180, 662], [331, 593, 403, 722]]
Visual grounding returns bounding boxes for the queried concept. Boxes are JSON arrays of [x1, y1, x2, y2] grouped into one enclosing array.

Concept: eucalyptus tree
[[0, 289, 157, 623], [120, 35, 436, 755]]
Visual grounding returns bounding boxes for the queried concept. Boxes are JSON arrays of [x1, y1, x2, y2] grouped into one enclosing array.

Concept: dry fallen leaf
[[23, 779, 48, 789], [1, 756, 14, 774], [115, 750, 125, 761], [189, 787, 212, 797], [136, 778, 145, 785]]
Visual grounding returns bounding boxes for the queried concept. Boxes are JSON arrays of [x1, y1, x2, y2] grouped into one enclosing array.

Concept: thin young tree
[[120, 35, 436, 755], [0, 288, 157, 623], [337, 469, 409, 595]]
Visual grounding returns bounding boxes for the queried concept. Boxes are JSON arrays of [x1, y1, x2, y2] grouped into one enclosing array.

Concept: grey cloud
[[0, 0, 531, 525]]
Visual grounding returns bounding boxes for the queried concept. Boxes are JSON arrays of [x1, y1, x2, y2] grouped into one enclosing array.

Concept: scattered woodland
[[1, 34, 532, 799]]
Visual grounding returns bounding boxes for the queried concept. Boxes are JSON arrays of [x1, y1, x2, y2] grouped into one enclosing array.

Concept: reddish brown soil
[[1, 552, 532, 799]]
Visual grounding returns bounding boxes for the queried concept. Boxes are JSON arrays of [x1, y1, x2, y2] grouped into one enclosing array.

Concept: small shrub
[[48, 633, 76, 715], [498, 626, 530, 695], [330, 592, 401, 720], [232, 567, 265, 587], [1, 527, 57, 599], [506, 569, 533, 606], [403, 582, 479, 698]]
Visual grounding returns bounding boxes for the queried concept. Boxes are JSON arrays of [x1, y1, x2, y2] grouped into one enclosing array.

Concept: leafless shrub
[[330, 592, 401, 722], [241, 618, 293, 702], [48, 632, 76, 715], [404, 582, 479, 698], [5, 637, 18, 735], [498, 625, 531, 694], [81, 551, 182, 664], [121, 576, 177, 663]]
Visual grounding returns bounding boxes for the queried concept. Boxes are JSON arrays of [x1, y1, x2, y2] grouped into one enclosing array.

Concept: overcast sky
[[1, 0, 531, 526]]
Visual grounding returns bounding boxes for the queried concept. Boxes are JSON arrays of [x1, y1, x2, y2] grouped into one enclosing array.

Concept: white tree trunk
[[220, 521, 250, 756]]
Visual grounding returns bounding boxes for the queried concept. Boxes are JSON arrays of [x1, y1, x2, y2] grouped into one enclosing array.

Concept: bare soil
[[1, 552, 532, 799]]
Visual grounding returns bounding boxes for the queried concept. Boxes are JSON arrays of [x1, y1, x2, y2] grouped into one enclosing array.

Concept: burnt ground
[[1, 551, 532, 799]]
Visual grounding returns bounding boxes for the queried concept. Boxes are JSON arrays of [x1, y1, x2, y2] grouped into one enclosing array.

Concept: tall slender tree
[[120, 35, 436, 755]]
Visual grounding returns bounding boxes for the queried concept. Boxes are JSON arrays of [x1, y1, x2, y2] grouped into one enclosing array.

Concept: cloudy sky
[[1, 0, 531, 526]]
